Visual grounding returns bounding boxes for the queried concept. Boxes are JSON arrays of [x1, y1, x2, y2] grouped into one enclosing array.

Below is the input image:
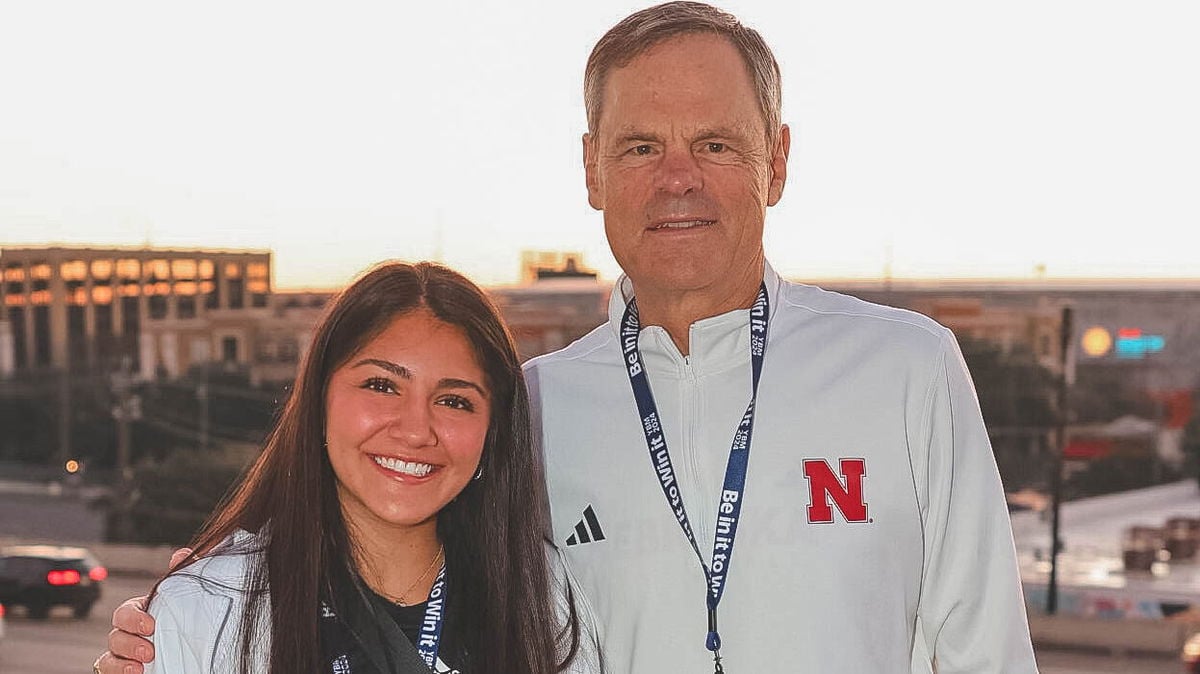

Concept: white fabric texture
[[525, 262, 1038, 673], [145, 531, 599, 673]]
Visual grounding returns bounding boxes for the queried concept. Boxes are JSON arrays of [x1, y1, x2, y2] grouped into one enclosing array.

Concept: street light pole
[[1047, 305, 1074, 614], [110, 356, 141, 541]]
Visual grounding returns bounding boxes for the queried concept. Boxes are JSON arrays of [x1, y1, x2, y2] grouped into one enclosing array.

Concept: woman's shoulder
[[155, 530, 266, 601], [146, 531, 269, 673]]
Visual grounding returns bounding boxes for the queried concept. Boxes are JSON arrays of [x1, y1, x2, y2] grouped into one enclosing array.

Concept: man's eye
[[439, 395, 475, 412], [706, 142, 726, 153], [362, 377, 396, 394], [631, 145, 653, 156]]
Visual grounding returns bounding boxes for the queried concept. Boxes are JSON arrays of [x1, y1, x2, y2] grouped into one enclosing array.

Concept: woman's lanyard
[[415, 565, 448, 671], [619, 283, 769, 674]]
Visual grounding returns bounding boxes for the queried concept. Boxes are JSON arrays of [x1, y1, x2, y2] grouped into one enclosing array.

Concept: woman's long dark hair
[[150, 261, 577, 673]]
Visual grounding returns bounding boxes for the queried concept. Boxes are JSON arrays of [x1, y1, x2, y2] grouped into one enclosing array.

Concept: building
[[822, 278, 1200, 392], [493, 252, 609, 360], [0, 246, 301, 384]]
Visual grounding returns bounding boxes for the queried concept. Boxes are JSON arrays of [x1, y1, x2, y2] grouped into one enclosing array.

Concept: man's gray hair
[[584, 1, 782, 140]]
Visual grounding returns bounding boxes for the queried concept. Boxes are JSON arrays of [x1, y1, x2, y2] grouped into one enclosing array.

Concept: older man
[[101, 3, 1036, 672]]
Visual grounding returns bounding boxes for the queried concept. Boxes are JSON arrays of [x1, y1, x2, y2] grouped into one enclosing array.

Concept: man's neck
[[632, 260, 765, 356]]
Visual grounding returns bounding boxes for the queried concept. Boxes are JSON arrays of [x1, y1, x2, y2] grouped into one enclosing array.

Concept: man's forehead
[[604, 120, 763, 142]]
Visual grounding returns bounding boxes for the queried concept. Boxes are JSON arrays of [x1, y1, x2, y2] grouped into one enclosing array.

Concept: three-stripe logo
[[565, 505, 606, 546]]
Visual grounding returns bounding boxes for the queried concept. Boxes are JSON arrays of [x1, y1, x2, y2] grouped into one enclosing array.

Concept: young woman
[[111, 262, 594, 673]]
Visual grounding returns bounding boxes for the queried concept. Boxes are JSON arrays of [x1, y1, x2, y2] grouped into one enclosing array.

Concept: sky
[[1, 1, 1197, 289]]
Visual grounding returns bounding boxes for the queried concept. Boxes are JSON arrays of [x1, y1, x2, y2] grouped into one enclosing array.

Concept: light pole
[[1047, 305, 1073, 614], [110, 356, 141, 541]]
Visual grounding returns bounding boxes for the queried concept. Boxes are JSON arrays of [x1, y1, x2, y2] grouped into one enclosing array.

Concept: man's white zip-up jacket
[[524, 262, 1038, 673]]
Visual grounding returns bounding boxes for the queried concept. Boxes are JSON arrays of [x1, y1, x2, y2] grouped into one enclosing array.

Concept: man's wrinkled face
[[584, 33, 788, 298]]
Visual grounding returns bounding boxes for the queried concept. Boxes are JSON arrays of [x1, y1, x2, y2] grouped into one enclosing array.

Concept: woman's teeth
[[373, 455, 434, 477]]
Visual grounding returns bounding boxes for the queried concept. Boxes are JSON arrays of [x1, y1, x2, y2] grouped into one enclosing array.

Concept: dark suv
[[0, 545, 107, 619]]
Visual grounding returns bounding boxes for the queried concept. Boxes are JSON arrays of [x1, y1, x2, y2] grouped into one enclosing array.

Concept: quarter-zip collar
[[608, 261, 783, 377]]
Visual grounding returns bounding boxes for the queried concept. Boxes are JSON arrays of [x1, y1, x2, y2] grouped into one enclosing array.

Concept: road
[[0, 573, 1188, 673], [0, 573, 154, 674]]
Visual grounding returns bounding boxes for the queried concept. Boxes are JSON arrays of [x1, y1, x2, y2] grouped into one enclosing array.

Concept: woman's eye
[[362, 377, 396, 394], [439, 395, 475, 412]]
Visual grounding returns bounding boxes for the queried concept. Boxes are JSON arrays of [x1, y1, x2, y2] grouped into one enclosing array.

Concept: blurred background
[[1, 1, 1198, 671]]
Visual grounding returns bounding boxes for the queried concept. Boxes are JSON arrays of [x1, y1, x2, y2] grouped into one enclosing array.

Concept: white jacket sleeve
[[144, 575, 237, 674], [913, 333, 1038, 673]]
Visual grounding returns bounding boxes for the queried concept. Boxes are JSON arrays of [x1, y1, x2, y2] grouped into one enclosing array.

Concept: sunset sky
[[2, 1, 1197, 289]]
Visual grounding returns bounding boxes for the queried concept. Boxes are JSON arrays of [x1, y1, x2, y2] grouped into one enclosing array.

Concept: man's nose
[[654, 146, 703, 195], [386, 397, 438, 447]]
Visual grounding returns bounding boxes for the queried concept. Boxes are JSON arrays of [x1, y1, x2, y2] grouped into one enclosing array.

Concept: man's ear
[[766, 124, 791, 207], [583, 133, 604, 211]]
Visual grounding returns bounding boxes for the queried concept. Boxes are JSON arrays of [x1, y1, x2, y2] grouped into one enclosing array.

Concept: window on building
[[30, 263, 51, 280], [116, 259, 140, 280], [121, 295, 140, 371], [171, 259, 197, 279], [202, 280, 219, 309], [68, 305, 86, 367], [95, 303, 113, 336], [222, 336, 239, 363], [147, 259, 169, 281], [92, 285, 113, 305], [177, 295, 196, 319], [10, 306, 27, 370], [95, 304, 116, 367], [2, 264, 25, 282], [248, 279, 269, 308], [247, 262, 268, 279], [68, 285, 87, 305], [207, 265, 222, 309], [199, 260, 215, 279], [61, 260, 87, 281], [228, 278, 244, 309], [91, 259, 113, 279], [225, 263, 243, 279], [33, 305, 50, 367], [149, 295, 168, 320]]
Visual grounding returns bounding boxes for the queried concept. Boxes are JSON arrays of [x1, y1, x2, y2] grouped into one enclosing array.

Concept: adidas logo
[[565, 505, 606, 546]]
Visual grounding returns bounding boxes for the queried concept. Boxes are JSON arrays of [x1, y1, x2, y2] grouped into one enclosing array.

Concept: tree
[[957, 336, 1057, 491], [117, 446, 253, 546]]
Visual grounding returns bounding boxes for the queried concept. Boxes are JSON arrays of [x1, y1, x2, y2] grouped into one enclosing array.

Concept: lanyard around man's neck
[[619, 283, 769, 674]]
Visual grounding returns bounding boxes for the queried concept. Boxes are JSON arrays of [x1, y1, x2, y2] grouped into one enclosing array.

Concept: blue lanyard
[[415, 565, 448, 671], [620, 284, 769, 673]]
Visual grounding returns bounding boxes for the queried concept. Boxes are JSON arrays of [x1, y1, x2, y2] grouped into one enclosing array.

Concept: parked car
[[0, 601, 7, 641], [0, 545, 107, 619]]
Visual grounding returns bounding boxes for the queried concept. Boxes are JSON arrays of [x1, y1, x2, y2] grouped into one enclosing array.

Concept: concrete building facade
[[0, 247, 298, 384]]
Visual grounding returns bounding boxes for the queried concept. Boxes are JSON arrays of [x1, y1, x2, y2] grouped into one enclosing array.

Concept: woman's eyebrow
[[439, 378, 489, 399], [351, 358, 411, 379], [352, 358, 488, 399]]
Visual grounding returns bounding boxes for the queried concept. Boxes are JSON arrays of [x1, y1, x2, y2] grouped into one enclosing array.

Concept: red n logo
[[803, 458, 868, 524]]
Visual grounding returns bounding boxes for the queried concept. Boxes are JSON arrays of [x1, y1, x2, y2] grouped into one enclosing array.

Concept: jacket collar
[[607, 260, 782, 376]]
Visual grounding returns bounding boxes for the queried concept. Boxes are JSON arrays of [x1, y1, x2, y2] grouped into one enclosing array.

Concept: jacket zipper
[[682, 355, 710, 557]]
